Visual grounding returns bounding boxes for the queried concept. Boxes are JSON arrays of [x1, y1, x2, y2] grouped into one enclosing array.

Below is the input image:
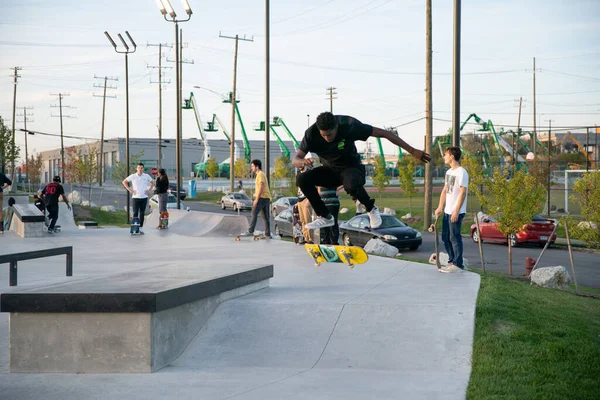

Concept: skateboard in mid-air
[[428, 215, 441, 270], [130, 217, 141, 235], [292, 203, 303, 244], [304, 244, 368, 269], [159, 211, 169, 229]]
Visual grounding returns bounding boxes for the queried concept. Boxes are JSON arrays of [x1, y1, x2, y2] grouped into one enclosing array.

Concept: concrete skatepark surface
[[0, 210, 480, 399]]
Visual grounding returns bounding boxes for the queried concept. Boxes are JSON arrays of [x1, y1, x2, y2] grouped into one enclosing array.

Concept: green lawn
[[467, 271, 600, 399]]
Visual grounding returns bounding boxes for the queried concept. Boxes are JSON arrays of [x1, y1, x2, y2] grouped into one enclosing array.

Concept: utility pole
[[326, 87, 337, 112], [16, 106, 33, 190], [513, 96, 524, 167], [451, 0, 461, 146], [10, 67, 22, 187], [423, 0, 433, 230], [147, 42, 172, 170], [545, 119, 553, 217], [93, 75, 118, 186], [532, 57, 537, 155], [220, 32, 253, 193], [50, 93, 75, 183]]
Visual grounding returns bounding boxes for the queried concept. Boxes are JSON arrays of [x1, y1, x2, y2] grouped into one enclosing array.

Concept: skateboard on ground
[[130, 217, 141, 235], [304, 244, 368, 269], [47, 225, 61, 233], [292, 204, 303, 244], [233, 232, 271, 241], [428, 216, 441, 270], [159, 211, 169, 229]]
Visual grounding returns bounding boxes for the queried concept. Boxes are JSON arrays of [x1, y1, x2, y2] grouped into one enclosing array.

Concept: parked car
[[272, 196, 298, 216], [221, 192, 253, 211], [470, 215, 557, 247], [149, 193, 184, 210], [273, 209, 295, 238], [339, 214, 422, 250], [168, 182, 187, 200]]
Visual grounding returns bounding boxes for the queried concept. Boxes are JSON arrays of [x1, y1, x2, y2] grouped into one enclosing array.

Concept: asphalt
[[0, 209, 480, 400]]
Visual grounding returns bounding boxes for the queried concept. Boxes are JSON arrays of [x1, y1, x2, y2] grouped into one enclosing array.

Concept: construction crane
[[271, 116, 300, 151], [223, 92, 251, 163], [182, 92, 211, 176], [205, 113, 243, 177], [560, 131, 593, 166], [255, 121, 290, 159], [460, 113, 525, 163]]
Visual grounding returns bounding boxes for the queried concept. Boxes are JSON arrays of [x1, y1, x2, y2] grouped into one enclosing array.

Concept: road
[[69, 185, 600, 289]]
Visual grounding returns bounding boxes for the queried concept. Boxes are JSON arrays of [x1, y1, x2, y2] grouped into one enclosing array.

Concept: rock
[[364, 239, 399, 258], [428, 252, 469, 267], [383, 208, 396, 216], [531, 266, 572, 290], [339, 207, 349, 214], [81, 200, 97, 207], [400, 212, 411, 220], [101, 205, 116, 212], [578, 221, 598, 230], [68, 191, 82, 205]]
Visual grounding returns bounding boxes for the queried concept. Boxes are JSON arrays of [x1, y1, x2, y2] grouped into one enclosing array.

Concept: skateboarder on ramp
[[41, 176, 71, 234]]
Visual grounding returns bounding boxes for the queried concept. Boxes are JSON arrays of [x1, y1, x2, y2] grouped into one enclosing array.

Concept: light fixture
[[182, 0, 193, 15]]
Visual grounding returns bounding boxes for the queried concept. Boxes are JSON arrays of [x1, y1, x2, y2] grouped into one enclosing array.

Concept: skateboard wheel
[[235, 237, 241, 241]]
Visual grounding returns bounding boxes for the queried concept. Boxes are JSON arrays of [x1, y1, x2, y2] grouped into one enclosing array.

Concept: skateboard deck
[[159, 211, 169, 229], [233, 232, 271, 241], [304, 244, 368, 269], [428, 216, 441, 270], [130, 217, 141, 235]]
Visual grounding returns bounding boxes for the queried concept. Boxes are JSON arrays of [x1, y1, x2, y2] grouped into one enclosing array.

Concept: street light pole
[[105, 31, 136, 223], [158, 0, 192, 210]]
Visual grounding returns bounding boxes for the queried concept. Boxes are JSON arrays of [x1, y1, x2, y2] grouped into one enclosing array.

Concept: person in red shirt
[[41, 175, 71, 233]]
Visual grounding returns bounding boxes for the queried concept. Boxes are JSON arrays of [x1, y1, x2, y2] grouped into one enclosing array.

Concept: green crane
[[182, 92, 212, 176], [460, 113, 524, 163], [271, 116, 300, 151], [255, 121, 290, 159], [223, 92, 251, 163]]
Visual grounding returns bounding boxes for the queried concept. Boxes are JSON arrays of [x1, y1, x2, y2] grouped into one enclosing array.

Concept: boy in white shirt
[[122, 162, 155, 234], [435, 146, 469, 273]]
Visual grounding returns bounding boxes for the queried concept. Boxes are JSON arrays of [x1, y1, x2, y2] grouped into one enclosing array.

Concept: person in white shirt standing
[[435, 146, 469, 273], [122, 162, 155, 234]]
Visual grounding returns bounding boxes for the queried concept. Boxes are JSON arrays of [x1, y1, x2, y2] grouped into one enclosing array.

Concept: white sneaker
[[439, 264, 463, 273], [368, 206, 382, 228], [305, 215, 335, 229]]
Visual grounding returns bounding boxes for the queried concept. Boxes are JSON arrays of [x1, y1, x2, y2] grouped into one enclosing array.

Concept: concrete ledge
[[12, 204, 45, 238], [78, 221, 98, 229], [2, 264, 273, 373]]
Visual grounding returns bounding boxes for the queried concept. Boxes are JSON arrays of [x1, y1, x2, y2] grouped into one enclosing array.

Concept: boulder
[[101, 205, 116, 212], [339, 207, 349, 214], [364, 239, 399, 258], [81, 200, 97, 207], [530, 266, 572, 290], [429, 252, 469, 267], [68, 191, 82, 205], [383, 208, 396, 216], [578, 221, 598, 230]]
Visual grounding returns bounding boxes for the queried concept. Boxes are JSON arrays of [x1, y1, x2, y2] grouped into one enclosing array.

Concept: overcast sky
[[1, 0, 599, 160]]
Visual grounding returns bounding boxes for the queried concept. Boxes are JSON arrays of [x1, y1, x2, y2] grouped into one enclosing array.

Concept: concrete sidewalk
[[0, 223, 480, 399]]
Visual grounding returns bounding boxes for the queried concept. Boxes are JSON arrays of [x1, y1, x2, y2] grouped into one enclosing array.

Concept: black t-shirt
[[0, 173, 12, 193], [299, 115, 372, 169], [156, 176, 169, 194], [41, 182, 65, 206]]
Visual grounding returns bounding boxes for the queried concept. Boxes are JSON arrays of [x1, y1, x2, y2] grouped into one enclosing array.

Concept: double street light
[[157, 0, 192, 210], [105, 30, 137, 223]]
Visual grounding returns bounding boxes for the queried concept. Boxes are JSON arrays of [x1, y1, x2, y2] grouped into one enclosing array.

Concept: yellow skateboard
[[304, 244, 368, 269]]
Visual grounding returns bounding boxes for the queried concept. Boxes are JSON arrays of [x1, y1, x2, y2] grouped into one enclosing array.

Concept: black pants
[[297, 165, 374, 217], [46, 204, 59, 229], [133, 198, 148, 227], [320, 205, 340, 244]]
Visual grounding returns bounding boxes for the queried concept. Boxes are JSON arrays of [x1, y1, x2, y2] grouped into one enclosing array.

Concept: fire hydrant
[[525, 257, 536, 276]]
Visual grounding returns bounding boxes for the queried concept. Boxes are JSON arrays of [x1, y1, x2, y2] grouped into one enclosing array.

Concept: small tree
[[234, 157, 250, 182], [372, 156, 389, 202], [27, 153, 44, 189], [397, 158, 417, 215], [569, 171, 600, 248], [479, 168, 546, 275], [80, 144, 100, 203], [205, 157, 219, 190], [0, 116, 20, 182]]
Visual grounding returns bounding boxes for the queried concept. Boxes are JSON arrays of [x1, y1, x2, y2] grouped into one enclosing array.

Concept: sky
[[1, 0, 599, 162]]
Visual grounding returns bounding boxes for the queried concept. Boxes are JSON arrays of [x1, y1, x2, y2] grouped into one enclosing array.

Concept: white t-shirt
[[126, 173, 154, 199], [444, 166, 468, 215]]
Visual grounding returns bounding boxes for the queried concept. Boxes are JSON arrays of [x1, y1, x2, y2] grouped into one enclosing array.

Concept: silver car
[[271, 196, 298, 216], [221, 192, 253, 211]]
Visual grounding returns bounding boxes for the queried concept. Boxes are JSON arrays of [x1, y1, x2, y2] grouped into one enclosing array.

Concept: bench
[[1, 263, 273, 373], [12, 203, 45, 238], [0, 246, 73, 286]]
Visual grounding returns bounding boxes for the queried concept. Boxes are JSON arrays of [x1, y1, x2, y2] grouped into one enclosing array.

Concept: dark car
[[168, 182, 187, 200], [470, 215, 557, 247], [273, 209, 294, 238], [339, 214, 422, 250]]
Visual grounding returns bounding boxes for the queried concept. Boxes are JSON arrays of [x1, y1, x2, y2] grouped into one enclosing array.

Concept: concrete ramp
[[146, 209, 248, 237], [56, 203, 77, 231]]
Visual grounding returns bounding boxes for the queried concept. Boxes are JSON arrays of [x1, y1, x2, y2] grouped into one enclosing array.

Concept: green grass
[[467, 270, 600, 399], [73, 205, 130, 228]]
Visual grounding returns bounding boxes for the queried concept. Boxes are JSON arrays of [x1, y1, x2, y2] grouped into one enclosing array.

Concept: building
[[38, 138, 297, 184]]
